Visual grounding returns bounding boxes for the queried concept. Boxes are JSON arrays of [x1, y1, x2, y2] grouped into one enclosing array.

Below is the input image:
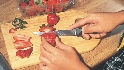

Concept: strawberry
[[47, 13, 59, 26], [9, 28, 16, 33], [41, 32, 57, 46], [55, 6, 64, 12], [19, 2, 28, 10], [39, 24, 56, 46], [39, 24, 55, 32], [57, 0, 69, 3], [29, 0, 35, 6], [26, 8, 37, 16], [16, 47, 33, 58], [35, 6, 45, 13], [14, 40, 33, 49], [13, 34, 32, 42]]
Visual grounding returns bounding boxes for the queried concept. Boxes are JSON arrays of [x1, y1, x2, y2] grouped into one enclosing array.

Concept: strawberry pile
[[13, 34, 33, 58], [19, 0, 45, 16], [19, 0, 70, 16], [43, 0, 69, 13]]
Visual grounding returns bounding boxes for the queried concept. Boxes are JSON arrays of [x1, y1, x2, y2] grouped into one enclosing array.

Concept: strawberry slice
[[14, 40, 33, 49], [41, 32, 57, 46], [16, 47, 33, 58], [9, 28, 16, 33], [13, 34, 31, 42]]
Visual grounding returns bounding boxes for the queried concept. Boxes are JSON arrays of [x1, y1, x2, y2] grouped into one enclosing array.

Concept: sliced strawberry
[[19, 2, 28, 10], [13, 34, 31, 42], [47, 13, 59, 26], [16, 47, 33, 58], [14, 40, 33, 49], [9, 28, 16, 33], [41, 32, 56, 46], [25, 47, 33, 58]]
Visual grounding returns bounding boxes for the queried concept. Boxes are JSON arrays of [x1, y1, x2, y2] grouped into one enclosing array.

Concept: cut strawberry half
[[16, 47, 33, 58], [41, 32, 57, 46]]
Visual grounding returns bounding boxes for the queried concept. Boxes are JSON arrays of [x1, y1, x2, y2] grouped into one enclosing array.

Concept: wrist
[[74, 63, 90, 70]]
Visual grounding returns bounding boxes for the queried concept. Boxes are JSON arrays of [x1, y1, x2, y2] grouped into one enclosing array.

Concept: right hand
[[69, 12, 122, 39]]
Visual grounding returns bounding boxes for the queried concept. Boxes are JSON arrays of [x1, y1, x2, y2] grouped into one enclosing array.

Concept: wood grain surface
[[1, 10, 100, 69], [0, 0, 124, 70]]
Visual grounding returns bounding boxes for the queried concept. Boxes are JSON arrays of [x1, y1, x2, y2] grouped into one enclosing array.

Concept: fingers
[[41, 37, 60, 53], [39, 54, 51, 66], [68, 18, 88, 30], [39, 63, 51, 70], [82, 33, 106, 39], [83, 25, 104, 33], [40, 43, 53, 60]]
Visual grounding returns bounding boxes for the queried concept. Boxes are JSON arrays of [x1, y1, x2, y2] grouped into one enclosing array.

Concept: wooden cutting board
[[1, 10, 101, 69]]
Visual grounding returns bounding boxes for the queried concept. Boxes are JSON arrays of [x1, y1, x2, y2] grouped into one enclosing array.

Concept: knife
[[33, 28, 82, 36]]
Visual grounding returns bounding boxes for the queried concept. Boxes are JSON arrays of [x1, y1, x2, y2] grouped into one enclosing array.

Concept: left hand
[[39, 37, 89, 70]]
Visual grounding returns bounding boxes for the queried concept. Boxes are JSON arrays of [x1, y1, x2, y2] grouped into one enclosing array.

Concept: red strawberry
[[41, 32, 56, 46], [47, 13, 59, 26], [26, 8, 37, 16], [55, 6, 64, 12], [19, 2, 28, 10], [45, 0, 57, 6], [29, 0, 35, 6], [16, 47, 33, 58], [39, 24, 56, 46], [9, 28, 16, 33], [57, 0, 69, 3], [35, 6, 45, 13]]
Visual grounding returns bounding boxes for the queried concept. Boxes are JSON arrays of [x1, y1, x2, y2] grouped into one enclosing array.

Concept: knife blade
[[33, 28, 82, 36]]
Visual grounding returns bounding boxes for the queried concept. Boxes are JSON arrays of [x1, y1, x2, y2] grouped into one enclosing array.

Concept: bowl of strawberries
[[18, 0, 74, 17]]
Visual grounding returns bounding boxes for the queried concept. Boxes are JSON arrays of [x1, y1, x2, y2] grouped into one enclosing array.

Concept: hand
[[69, 12, 122, 39], [39, 37, 89, 70]]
